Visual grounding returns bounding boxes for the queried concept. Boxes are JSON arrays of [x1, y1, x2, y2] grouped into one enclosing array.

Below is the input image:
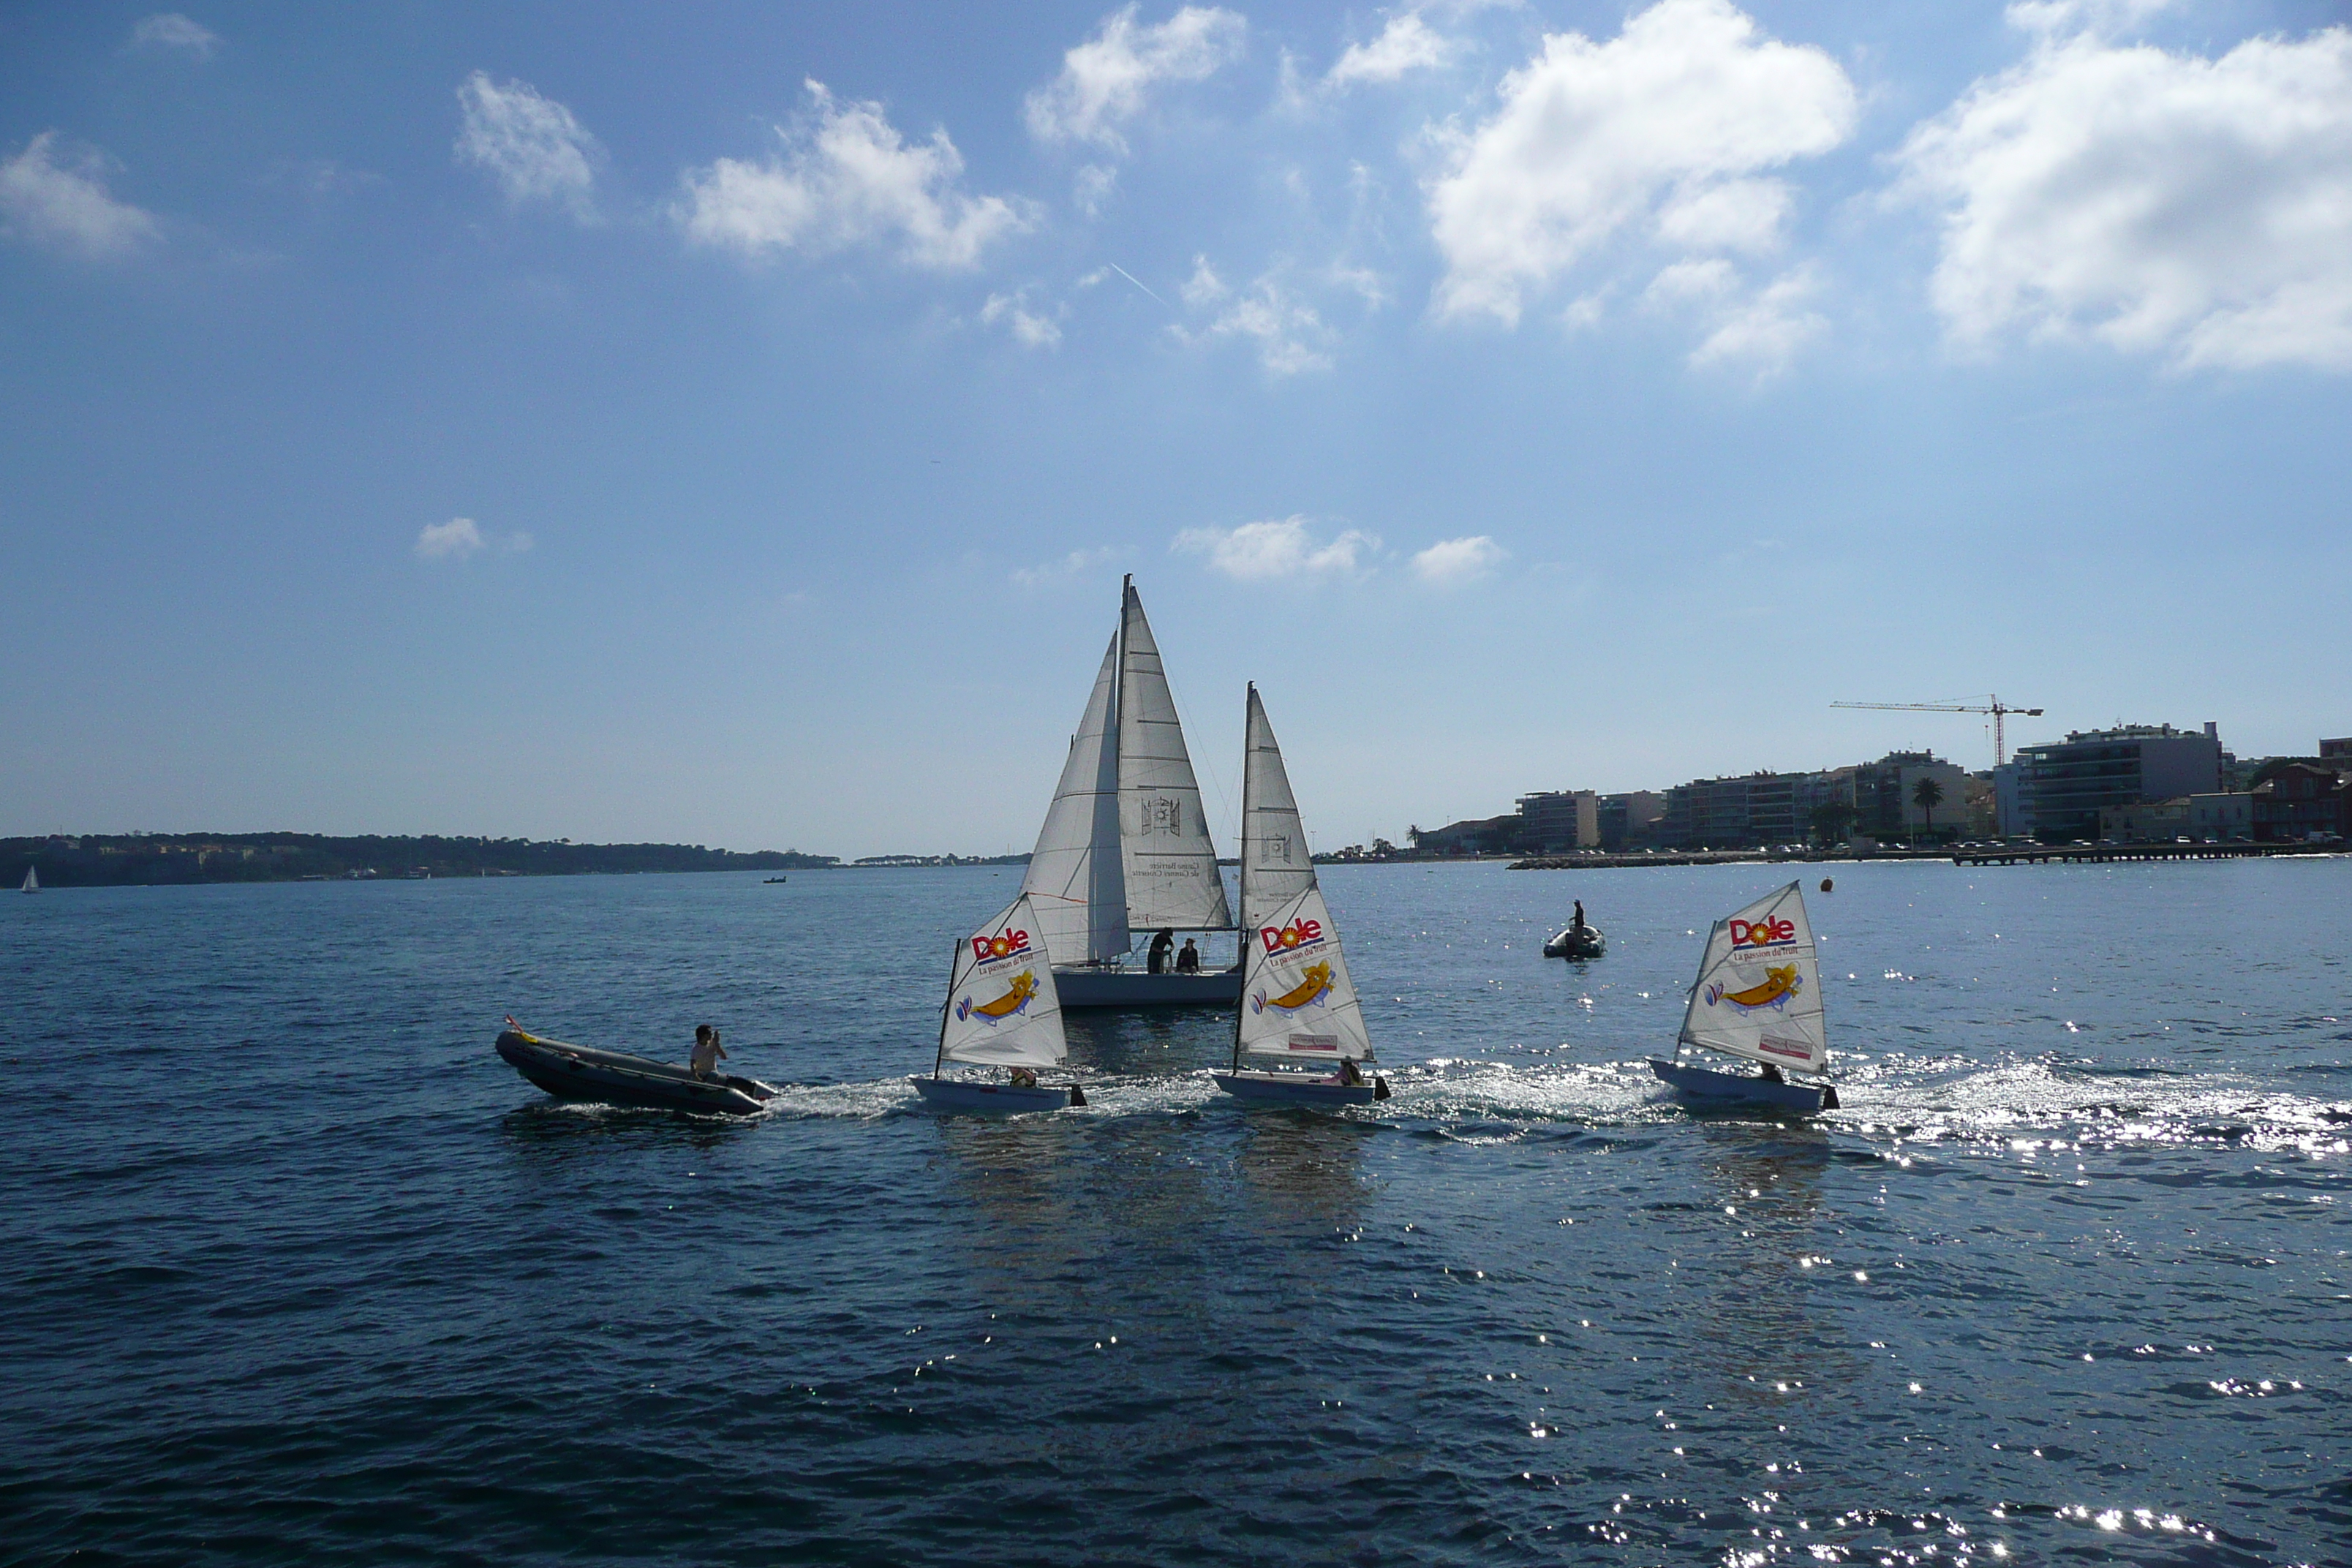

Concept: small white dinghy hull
[[1213, 1070, 1384, 1107], [911, 1076, 1079, 1112], [1648, 1057, 1836, 1115]]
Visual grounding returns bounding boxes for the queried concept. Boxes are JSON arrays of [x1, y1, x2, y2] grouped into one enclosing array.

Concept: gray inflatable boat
[[496, 1023, 778, 1116]]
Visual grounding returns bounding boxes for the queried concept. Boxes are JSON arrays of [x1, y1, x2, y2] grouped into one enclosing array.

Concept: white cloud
[[1074, 163, 1119, 216], [1011, 546, 1119, 586], [1689, 265, 1825, 372], [1172, 257, 1334, 374], [1173, 516, 1378, 581], [130, 14, 219, 58], [982, 289, 1064, 347], [1894, 26, 2352, 372], [1328, 13, 1455, 88], [454, 72, 601, 219], [1411, 535, 1507, 586], [679, 81, 1030, 271], [415, 518, 485, 560], [1025, 5, 1247, 153], [1180, 253, 1226, 305], [415, 518, 530, 562], [0, 133, 159, 260], [1426, 0, 1856, 326]]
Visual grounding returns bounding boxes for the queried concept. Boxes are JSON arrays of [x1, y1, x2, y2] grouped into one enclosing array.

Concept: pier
[[1950, 841, 2326, 866]]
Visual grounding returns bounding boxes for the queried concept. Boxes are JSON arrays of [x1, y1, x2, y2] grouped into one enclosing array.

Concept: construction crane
[[1831, 696, 2046, 768]]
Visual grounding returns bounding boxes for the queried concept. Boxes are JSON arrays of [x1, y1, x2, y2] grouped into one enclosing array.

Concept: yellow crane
[[1830, 696, 2046, 768]]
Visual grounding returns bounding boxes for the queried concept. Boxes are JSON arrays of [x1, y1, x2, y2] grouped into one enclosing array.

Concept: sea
[[3, 858, 2348, 1567]]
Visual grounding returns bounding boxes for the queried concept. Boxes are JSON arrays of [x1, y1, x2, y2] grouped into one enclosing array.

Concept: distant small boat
[[1213, 685, 1388, 1107], [764, 876, 788, 883], [496, 1019, 777, 1115], [20, 866, 36, 893], [1649, 881, 1839, 1114], [1543, 923, 1604, 959], [914, 894, 1083, 1111]]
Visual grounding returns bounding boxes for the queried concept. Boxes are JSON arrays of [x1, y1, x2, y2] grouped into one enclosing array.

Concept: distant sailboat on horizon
[[1650, 881, 1840, 1114], [20, 865, 36, 893]]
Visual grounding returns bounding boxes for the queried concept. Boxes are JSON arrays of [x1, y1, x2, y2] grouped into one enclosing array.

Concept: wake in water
[[725, 1053, 2352, 1158]]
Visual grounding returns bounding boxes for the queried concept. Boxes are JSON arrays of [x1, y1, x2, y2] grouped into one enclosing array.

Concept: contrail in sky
[[1106, 263, 1169, 309]]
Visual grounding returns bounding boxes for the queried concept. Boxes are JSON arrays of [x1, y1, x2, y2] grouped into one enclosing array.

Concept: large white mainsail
[[1676, 881, 1826, 1074], [940, 896, 1068, 1068], [1020, 632, 1131, 966], [1117, 581, 1233, 932], [1238, 683, 1314, 929]]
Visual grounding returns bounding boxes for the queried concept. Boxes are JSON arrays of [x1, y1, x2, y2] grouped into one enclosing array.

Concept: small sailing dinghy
[[1214, 685, 1390, 1107], [495, 1019, 780, 1115], [914, 894, 1085, 1112], [20, 865, 37, 893], [1649, 881, 1839, 1114]]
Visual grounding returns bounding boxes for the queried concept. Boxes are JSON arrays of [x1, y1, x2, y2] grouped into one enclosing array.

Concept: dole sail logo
[[972, 928, 1033, 964], [1259, 917, 1324, 954], [1728, 915, 1797, 949]]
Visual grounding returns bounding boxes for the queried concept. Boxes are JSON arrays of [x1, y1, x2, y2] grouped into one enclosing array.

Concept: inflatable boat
[[496, 1024, 778, 1116], [1542, 924, 1606, 959]]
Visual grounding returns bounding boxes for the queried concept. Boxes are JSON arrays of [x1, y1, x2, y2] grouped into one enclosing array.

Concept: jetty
[[1950, 841, 2328, 867]]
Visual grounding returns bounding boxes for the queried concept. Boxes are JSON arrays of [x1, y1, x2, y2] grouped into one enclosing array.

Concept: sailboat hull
[[1055, 968, 1242, 1009], [1648, 1057, 1834, 1114], [1213, 1071, 1379, 1107], [911, 1077, 1077, 1112]]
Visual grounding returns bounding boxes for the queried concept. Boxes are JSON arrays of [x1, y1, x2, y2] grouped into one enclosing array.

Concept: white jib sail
[[1117, 582, 1235, 932], [1677, 881, 1827, 1074], [1240, 684, 1316, 930], [1021, 630, 1131, 966], [1240, 885, 1373, 1062], [941, 896, 1068, 1068]]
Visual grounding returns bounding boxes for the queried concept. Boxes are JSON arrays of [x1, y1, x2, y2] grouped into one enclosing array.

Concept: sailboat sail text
[[1676, 881, 1825, 1073], [941, 896, 1068, 1068]]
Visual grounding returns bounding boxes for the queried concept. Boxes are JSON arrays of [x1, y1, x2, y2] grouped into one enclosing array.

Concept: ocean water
[[3, 858, 2348, 1566]]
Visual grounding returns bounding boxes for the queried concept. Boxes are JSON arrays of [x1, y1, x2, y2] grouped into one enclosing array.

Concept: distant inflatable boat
[[496, 1024, 778, 1116], [1543, 924, 1605, 960]]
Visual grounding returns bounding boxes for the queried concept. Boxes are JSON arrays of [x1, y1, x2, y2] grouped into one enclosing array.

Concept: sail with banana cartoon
[[1651, 882, 1839, 1114], [917, 895, 1082, 1111], [1215, 684, 1386, 1105]]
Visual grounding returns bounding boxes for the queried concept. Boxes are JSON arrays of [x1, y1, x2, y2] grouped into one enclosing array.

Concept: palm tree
[[1809, 801, 1858, 849], [1911, 775, 1945, 846]]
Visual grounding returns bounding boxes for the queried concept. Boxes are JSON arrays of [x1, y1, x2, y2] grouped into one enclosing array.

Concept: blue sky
[[4, 1, 2348, 856]]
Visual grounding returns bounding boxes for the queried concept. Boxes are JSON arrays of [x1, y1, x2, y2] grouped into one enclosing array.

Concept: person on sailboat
[[1175, 938, 1201, 973], [690, 1025, 725, 1081], [1759, 1063, 1784, 1084], [1009, 1066, 1039, 1089], [1333, 1058, 1365, 1088], [1147, 928, 1175, 973]]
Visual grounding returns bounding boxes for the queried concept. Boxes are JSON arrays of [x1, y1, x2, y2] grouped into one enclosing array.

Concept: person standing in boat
[[1175, 938, 1201, 973], [690, 1025, 725, 1080], [1147, 928, 1175, 973], [1572, 900, 1587, 932]]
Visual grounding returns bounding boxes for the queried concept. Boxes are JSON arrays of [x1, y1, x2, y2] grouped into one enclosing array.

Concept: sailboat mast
[[933, 943, 958, 1079], [1231, 682, 1254, 1074]]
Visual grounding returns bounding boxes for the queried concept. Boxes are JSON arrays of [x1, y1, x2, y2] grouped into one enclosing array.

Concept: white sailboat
[[914, 894, 1085, 1111], [1019, 576, 1238, 1008], [1214, 684, 1388, 1106], [1649, 881, 1841, 1113], [20, 866, 36, 893]]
